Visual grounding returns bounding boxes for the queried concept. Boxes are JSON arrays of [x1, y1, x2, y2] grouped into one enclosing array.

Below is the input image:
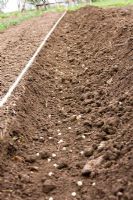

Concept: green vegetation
[[0, 0, 133, 31], [0, 5, 68, 31], [92, 0, 133, 7], [0, 9, 47, 31]]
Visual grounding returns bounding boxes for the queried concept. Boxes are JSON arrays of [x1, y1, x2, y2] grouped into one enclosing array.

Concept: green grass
[[0, 5, 79, 31], [0, 5, 69, 31], [92, 0, 133, 7], [0, 0, 133, 31], [0, 9, 48, 31]]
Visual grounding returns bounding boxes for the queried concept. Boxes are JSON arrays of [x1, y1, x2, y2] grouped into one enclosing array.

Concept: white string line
[[0, 11, 66, 108]]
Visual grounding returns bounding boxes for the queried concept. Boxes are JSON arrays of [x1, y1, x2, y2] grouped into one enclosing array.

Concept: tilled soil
[[0, 12, 62, 97], [0, 6, 133, 200]]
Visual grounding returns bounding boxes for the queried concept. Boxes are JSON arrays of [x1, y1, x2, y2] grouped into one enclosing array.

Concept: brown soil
[[0, 6, 133, 200], [0, 12, 62, 97]]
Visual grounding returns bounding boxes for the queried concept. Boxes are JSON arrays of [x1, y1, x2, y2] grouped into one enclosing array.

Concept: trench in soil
[[0, 6, 133, 200]]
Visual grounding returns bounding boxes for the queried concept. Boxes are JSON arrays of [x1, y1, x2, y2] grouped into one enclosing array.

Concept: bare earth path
[[0, 12, 62, 97]]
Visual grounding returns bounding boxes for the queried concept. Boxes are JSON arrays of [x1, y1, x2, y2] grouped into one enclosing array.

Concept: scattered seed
[[58, 139, 63, 144], [92, 182, 96, 186], [58, 132, 62, 136], [49, 197, 53, 200], [80, 151, 84, 155], [71, 192, 76, 197], [76, 115, 82, 120], [57, 129, 60, 132], [48, 172, 53, 176], [62, 147, 66, 151], [82, 135, 86, 139], [69, 150, 73, 153], [49, 137, 53, 140], [77, 181, 83, 186], [68, 127, 71, 130], [53, 164, 58, 168], [36, 153, 40, 157], [12, 110, 16, 114], [48, 158, 51, 162], [48, 115, 51, 119], [52, 153, 56, 158], [39, 136, 44, 141], [107, 77, 113, 84]]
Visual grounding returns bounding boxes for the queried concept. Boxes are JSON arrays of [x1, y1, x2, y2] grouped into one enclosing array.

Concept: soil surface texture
[[0, 6, 133, 200], [0, 12, 62, 97]]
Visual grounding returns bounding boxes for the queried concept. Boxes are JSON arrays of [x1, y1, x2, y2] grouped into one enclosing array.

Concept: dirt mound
[[0, 6, 133, 200]]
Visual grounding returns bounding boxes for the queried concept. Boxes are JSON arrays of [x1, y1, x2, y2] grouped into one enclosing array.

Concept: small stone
[[85, 107, 92, 113], [76, 135, 82, 141], [84, 132, 92, 136], [82, 156, 103, 176], [70, 115, 77, 122], [71, 192, 76, 197], [84, 147, 94, 157], [39, 137, 44, 142], [12, 155, 24, 162], [19, 174, 31, 183], [25, 155, 37, 163], [98, 141, 106, 151], [94, 120, 104, 127], [57, 161, 68, 169], [30, 166, 39, 171], [117, 192, 123, 197], [42, 179, 56, 194], [83, 120, 92, 127], [77, 181, 83, 186], [40, 151, 50, 159], [63, 142, 69, 147], [41, 176, 47, 183]]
